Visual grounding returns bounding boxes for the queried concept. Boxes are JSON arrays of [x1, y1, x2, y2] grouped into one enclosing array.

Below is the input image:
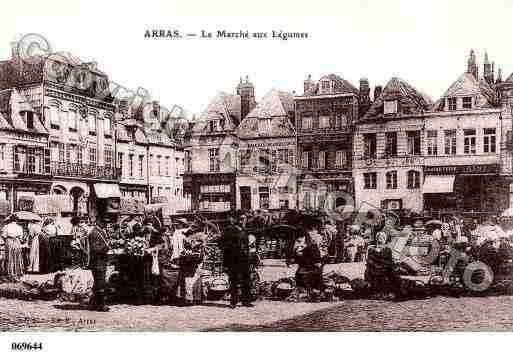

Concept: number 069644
[[11, 342, 43, 350]]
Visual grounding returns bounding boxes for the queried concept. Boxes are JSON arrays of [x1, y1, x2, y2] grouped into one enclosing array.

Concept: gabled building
[[0, 88, 50, 210], [0, 42, 120, 217], [353, 77, 432, 213], [183, 77, 255, 213], [424, 51, 505, 214], [236, 88, 296, 210], [295, 74, 362, 211]]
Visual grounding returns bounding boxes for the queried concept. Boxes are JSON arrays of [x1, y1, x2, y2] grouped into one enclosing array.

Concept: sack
[[151, 249, 160, 276]]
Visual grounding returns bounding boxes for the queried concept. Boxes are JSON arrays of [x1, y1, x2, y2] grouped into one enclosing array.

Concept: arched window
[[407, 170, 420, 189], [386, 171, 397, 189]]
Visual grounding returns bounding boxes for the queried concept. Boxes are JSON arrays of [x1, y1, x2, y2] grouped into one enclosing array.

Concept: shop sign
[[424, 164, 499, 175]]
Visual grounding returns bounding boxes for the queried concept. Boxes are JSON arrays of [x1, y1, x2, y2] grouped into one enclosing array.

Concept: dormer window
[[320, 80, 330, 94], [448, 97, 457, 111], [462, 97, 472, 109], [258, 118, 271, 133], [26, 112, 34, 130], [383, 100, 398, 114]]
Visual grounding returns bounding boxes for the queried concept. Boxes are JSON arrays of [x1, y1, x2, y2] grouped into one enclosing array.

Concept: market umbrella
[[11, 211, 42, 222]]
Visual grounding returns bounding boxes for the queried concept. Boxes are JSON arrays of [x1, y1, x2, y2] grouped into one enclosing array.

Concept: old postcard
[[2, 1, 513, 354]]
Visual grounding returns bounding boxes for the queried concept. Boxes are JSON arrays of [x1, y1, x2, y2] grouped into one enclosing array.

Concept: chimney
[[304, 74, 314, 95], [237, 76, 256, 120], [467, 49, 479, 79], [358, 77, 371, 118], [483, 52, 494, 85], [374, 85, 383, 102]]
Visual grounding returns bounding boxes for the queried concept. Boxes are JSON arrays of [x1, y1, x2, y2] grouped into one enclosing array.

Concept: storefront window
[[483, 128, 496, 153], [464, 129, 476, 154]]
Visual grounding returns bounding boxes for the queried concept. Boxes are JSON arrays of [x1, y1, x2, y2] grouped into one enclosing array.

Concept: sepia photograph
[[3, 1, 513, 349]]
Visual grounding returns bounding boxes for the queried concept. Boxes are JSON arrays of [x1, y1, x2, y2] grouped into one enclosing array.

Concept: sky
[[2, 0, 513, 118]]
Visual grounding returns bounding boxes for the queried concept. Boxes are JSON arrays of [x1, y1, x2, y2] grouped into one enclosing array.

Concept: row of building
[[0, 41, 185, 215], [184, 50, 513, 217]]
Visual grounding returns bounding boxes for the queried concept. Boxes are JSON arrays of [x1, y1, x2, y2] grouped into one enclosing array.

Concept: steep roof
[[237, 89, 296, 139], [193, 92, 242, 134], [0, 89, 48, 134], [323, 74, 359, 95], [433, 72, 498, 110], [360, 77, 432, 122]]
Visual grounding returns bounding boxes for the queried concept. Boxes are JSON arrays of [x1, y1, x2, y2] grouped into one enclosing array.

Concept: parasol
[[11, 211, 42, 222]]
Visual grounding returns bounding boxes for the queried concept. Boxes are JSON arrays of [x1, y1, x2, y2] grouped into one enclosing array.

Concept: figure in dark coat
[[220, 213, 255, 308]]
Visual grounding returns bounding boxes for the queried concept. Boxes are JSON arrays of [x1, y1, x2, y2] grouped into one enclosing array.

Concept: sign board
[[424, 164, 499, 175]]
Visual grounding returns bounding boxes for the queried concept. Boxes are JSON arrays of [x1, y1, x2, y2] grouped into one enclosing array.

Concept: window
[[335, 150, 347, 168], [89, 146, 97, 166], [139, 155, 144, 177], [259, 149, 271, 173], [165, 156, 170, 176], [385, 132, 398, 157], [209, 148, 220, 172], [448, 97, 457, 111], [427, 130, 438, 155], [149, 154, 154, 175], [319, 115, 330, 129], [65, 144, 71, 164], [483, 128, 496, 153], [407, 170, 420, 189], [184, 150, 192, 172], [58, 143, 65, 162], [384, 100, 398, 114], [462, 97, 472, 109], [363, 172, 377, 189], [118, 152, 124, 176], [69, 109, 78, 132], [129, 154, 134, 177], [444, 129, 457, 155], [335, 114, 347, 128], [0, 144, 5, 169], [50, 106, 60, 129], [258, 118, 271, 132], [157, 155, 162, 176], [27, 147, 35, 173], [88, 113, 96, 134], [104, 145, 112, 167], [175, 157, 180, 178], [259, 187, 270, 209], [301, 151, 310, 169], [301, 116, 312, 130], [363, 133, 377, 159], [318, 151, 326, 169], [77, 145, 83, 164], [104, 116, 112, 136], [321, 80, 330, 93], [407, 131, 421, 155], [464, 129, 476, 154], [26, 112, 34, 129], [386, 171, 398, 189]]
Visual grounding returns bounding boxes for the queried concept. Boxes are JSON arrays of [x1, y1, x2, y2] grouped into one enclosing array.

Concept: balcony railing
[[51, 162, 121, 180]]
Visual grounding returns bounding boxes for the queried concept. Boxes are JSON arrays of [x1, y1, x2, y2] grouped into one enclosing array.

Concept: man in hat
[[73, 216, 111, 311], [220, 211, 255, 308]]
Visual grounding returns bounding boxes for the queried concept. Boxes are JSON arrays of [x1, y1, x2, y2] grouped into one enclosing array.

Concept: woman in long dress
[[2, 217, 25, 281], [27, 223, 42, 273]]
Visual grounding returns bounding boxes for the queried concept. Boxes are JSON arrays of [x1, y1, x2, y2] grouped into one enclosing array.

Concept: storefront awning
[[94, 183, 121, 198], [423, 175, 455, 194]]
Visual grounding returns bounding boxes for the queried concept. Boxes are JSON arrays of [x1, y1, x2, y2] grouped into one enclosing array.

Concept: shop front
[[298, 173, 353, 211], [423, 164, 507, 215], [0, 179, 53, 211], [184, 173, 236, 213]]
